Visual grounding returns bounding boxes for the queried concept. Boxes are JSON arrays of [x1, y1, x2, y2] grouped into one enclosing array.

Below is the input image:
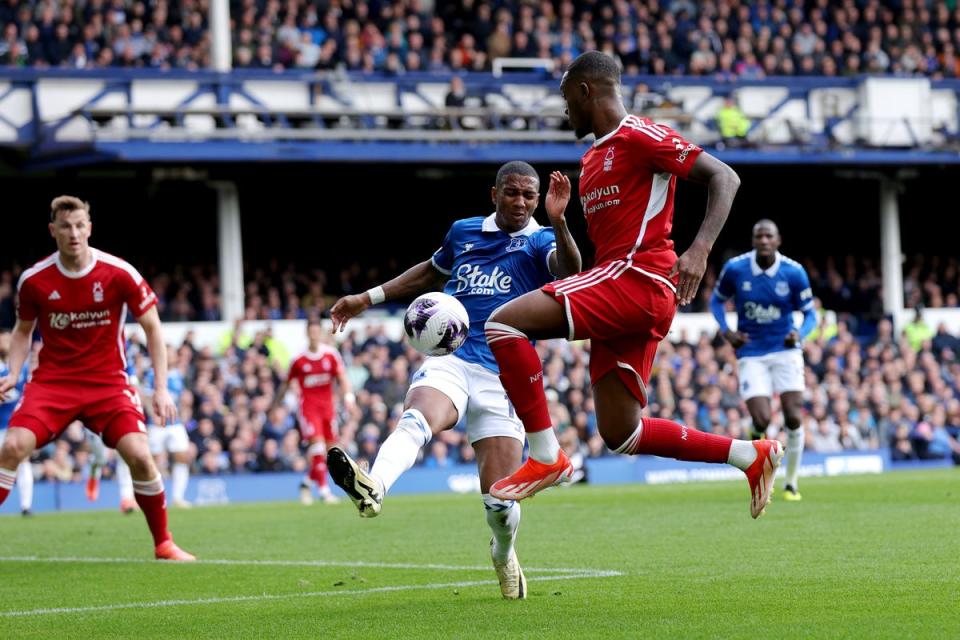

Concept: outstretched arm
[[330, 260, 446, 332], [545, 171, 582, 278], [670, 152, 741, 306]]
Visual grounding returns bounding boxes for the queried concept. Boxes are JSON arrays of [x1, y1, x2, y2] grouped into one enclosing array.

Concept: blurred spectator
[[716, 97, 750, 147]]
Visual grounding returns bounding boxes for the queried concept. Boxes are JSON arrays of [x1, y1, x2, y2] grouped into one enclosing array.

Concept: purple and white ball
[[403, 292, 470, 356]]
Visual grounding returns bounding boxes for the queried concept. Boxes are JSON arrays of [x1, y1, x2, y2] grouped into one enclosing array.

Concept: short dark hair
[[50, 195, 90, 221], [566, 51, 621, 85], [753, 219, 779, 234], [495, 161, 539, 190]]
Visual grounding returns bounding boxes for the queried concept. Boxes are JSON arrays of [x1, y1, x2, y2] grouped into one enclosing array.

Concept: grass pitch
[[0, 469, 956, 639]]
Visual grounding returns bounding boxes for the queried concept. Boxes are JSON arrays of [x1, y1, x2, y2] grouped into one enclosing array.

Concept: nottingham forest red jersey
[[578, 114, 703, 277], [15, 249, 158, 386], [287, 346, 344, 417]]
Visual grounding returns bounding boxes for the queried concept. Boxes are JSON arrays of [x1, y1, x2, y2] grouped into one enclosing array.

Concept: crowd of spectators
[[3, 253, 956, 330], [14, 292, 960, 485], [4, 0, 960, 79]]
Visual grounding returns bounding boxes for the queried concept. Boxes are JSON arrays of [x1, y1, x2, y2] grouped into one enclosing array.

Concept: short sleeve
[[792, 267, 814, 311], [287, 359, 301, 383], [629, 120, 703, 178], [532, 228, 558, 277], [713, 261, 737, 301], [431, 224, 456, 275], [15, 278, 39, 322], [120, 265, 158, 318], [331, 350, 344, 376]]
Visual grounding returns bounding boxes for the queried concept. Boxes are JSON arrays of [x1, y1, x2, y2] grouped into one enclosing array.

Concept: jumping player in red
[[275, 319, 355, 505], [0, 196, 195, 559], [485, 52, 783, 518]]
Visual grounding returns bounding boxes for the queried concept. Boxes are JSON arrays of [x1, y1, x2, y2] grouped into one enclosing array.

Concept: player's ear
[[490, 186, 497, 205], [48, 222, 55, 238]]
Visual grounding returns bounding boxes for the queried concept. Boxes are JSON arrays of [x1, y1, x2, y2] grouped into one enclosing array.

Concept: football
[[403, 292, 470, 356]]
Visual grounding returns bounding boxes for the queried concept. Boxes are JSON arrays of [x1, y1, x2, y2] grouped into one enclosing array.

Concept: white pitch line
[[0, 555, 621, 576], [0, 572, 619, 618]]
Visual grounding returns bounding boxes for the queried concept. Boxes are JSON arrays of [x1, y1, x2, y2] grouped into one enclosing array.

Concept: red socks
[[0, 468, 15, 507], [133, 477, 172, 547], [485, 323, 552, 433], [309, 453, 328, 489], [617, 418, 732, 463]]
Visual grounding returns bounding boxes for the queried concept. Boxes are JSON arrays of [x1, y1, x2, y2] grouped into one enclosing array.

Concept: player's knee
[[124, 451, 156, 478], [0, 437, 30, 465], [752, 412, 771, 430], [783, 412, 802, 430]]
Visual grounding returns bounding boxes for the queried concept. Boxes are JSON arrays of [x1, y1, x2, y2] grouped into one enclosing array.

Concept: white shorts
[[147, 423, 191, 455], [737, 349, 805, 401], [409, 354, 525, 444]]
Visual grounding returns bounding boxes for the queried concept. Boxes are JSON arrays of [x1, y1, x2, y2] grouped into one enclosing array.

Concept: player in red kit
[[0, 196, 195, 560], [485, 52, 783, 518], [275, 319, 355, 505]]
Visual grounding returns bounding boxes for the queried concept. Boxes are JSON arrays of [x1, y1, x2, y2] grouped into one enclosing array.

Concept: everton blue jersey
[[431, 213, 557, 372], [0, 363, 28, 430], [713, 251, 814, 358], [143, 367, 185, 408]]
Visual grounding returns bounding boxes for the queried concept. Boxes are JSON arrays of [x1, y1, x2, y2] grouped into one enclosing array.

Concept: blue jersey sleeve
[[531, 228, 558, 278], [431, 223, 457, 275], [713, 260, 737, 301], [791, 266, 815, 312]]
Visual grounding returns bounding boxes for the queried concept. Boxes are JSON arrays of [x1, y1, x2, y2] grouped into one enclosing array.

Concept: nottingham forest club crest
[[603, 147, 615, 172], [93, 281, 104, 303]]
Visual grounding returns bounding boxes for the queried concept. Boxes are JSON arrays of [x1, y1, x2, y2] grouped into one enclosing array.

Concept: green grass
[[1, 469, 957, 639]]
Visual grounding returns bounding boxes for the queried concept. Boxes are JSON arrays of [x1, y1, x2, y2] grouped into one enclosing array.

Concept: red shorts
[[542, 260, 677, 406], [8, 381, 147, 448], [299, 408, 337, 444]]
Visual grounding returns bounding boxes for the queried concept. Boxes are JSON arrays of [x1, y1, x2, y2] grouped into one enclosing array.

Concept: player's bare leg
[[115, 433, 195, 561], [475, 436, 526, 599], [594, 372, 783, 519], [0, 427, 35, 510], [745, 396, 773, 440], [485, 290, 573, 500], [780, 391, 805, 500], [329, 387, 458, 517]]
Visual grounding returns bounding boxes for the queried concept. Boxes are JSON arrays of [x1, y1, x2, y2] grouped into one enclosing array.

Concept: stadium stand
[[3, 0, 960, 78], [16, 302, 960, 484]]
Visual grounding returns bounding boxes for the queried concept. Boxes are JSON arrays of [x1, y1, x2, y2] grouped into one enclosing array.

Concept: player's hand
[[784, 330, 800, 348], [724, 329, 750, 348], [152, 388, 178, 427], [545, 171, 571, 224], [0, 375, 14, 401], [330, 294, 370, 332], [670, 243, 709, 307]]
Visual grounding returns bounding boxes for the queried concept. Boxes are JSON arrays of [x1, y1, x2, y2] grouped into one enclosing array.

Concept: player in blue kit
[[0, 329, 33, 515], [710, 220, 817, 500], [327, 161, 581, 599]]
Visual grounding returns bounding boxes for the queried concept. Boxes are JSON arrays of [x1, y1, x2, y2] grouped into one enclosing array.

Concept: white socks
[[16, 461, 33, 511], [172, 463, 189, 502], [370, 408, 432, 494], [484, 494, 521, 565], [786, 426, 804, 489], [527, 429, 561, 464], [727, 439, 758, 471], [116, 459, 135, 501]]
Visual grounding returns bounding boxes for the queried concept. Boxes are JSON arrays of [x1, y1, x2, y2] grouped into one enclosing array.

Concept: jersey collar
[[481, 212, 542, 237], [750, 250, 782, 277], [593, 114, 630, 147], [55, 248, 98, 279]]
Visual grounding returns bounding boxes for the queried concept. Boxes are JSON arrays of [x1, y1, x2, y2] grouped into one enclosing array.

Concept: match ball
[[403, 292, 470, 356]]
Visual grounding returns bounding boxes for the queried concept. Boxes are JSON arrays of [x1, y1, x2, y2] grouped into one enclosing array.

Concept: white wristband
[[366, 286, 385, 305], [344, 392, 356, 404]]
